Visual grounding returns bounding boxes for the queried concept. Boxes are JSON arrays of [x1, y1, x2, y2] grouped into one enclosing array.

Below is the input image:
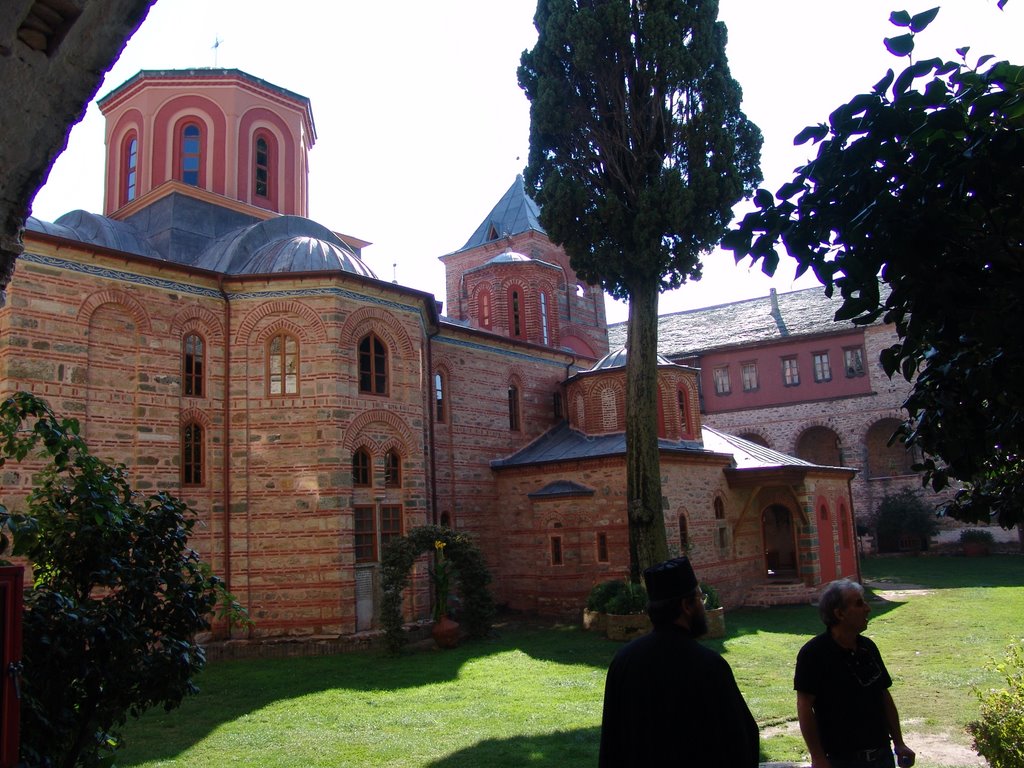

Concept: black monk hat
[[643, 556, 699, 604]]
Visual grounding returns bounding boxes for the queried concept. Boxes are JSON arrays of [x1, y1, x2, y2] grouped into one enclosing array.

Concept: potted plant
[[960, 528, 995, 558], [584, 580, 629, 633], [430, 540, 459, 648], [702, 582, 726, 639], [604, 581, 651, 641]]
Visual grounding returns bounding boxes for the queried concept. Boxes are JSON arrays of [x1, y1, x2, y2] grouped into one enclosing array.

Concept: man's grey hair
[[818, 578, 864, 627]]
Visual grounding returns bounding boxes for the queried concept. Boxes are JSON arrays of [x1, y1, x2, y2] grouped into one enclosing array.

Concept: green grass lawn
[[113, 555, 1023, 768]]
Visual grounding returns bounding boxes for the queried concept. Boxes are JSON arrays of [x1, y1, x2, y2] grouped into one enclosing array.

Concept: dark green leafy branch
[[721, 6, 1024, 528], [1, 392, 244, 768]]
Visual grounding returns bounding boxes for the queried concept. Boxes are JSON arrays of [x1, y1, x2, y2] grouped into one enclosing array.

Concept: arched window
[[384, 448, 402, 488], [182, 422, 204, 486], [796, 426, 843, 467], [180, 122, 202, 186], [713, 497, 728, 554], [434, 372, 446, 423], [479, 289, 492, 329], [509, 288, 524, 339], [267, 332, 299, 396], [539, 291, 550, 345], [866, 418, 916, 477], [508, 384, 521, 431], [679, 514, 689, 550], [352, 448, 371, 487], [714, 497, 725, 520], [254, 136, 270, 198], [596, 531, 609, 563], [123, 134, 138, 205], [358, 333, 388, 395], [678, 389, 690, 438], [183, 333, 204, 397]]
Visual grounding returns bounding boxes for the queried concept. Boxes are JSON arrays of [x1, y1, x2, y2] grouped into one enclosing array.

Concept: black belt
[[830, 746, 891, 762]]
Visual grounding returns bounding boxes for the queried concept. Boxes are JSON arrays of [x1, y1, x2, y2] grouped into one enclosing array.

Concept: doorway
[[762, 505, 798, 579]]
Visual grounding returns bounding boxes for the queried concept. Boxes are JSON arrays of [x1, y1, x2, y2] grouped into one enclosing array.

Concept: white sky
[[31, 0, 1022, 324]]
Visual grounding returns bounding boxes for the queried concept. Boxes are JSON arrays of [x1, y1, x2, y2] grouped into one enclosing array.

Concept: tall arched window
[[358, 333, 388, 395], [183, 333, 204, 397], [509, 288, 524, 339], [267, 332, 299, 396], [479, 289, 492, 329], [254, 136, 270, 198], [678, 514, 689, 550], [434, 371, 446, 423], [180, 123, 202, 186], [384, 449, 402, 488], [123, 134, 138, 205], [678, 389, 690, 438], [713, 497, 728, 554], [182, 422, 204, 486], [539, 292, 550, 345], [352, 447, 371, 487], [508, 384, 521, 431]]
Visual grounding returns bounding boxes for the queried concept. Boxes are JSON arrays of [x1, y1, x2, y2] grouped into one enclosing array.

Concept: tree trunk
[[625, 282, 669, 581]]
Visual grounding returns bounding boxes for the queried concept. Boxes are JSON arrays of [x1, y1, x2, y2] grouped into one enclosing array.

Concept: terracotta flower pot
[[605, 613, 651, 642], [431, 615, 460, 649], [705, 607, 726, 639], [583, 609, 607, 633]]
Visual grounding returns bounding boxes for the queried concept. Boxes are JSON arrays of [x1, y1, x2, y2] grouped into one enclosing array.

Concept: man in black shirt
[[598, 557, 759, 767], [795, 578, 915, 768]]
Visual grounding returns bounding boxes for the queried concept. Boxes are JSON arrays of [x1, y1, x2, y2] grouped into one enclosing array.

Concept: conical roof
[[457, 175, 544, 252]]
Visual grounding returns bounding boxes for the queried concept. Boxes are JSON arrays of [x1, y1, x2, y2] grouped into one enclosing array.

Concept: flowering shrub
[[969, 643, 1024, 768], [381, 525, 494, 653]]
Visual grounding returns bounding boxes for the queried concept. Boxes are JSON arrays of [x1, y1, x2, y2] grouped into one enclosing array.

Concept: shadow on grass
[[422, 727, 781, 767], [117, 556, 1020, 765], [116, 623, 616, 766], [424, 727, 601, 767]]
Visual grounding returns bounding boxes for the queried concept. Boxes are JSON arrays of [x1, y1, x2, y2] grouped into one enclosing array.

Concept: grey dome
[[486, 250, 532, 265], [37, 210, 158, 258], [590, 346, 674, 371], [194, 215, 376, 277]]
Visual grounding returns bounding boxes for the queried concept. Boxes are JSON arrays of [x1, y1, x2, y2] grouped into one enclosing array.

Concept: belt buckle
[[861, 748, 882, 761]]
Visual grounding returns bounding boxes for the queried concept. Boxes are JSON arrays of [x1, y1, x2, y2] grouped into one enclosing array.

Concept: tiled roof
[[455, 175, 545, 253], [527, 480, 596, 498], [701, 427, 822, 470], [490, 422, 711, 468], [607, 285, 883, 358], [491, 422, 834, 473]]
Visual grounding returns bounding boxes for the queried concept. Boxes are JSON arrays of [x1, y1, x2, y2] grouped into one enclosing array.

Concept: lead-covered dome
[[194, 215, 376, 277]]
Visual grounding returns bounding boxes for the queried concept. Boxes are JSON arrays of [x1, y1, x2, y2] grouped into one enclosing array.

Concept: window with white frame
[[844, 346, 865, 377], [741, 362, 759, 392], [813, 352, 832, 382], [713, 366, 731, 395], [782, 356, 800, 386]]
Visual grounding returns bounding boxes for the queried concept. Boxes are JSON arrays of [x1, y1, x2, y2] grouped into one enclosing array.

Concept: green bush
[[960, 528, 996, 544], [585, 580, 629, 612], [969, 643, 1024, 768], [873, 489, 940, 552], [604, 582, 648, 615]]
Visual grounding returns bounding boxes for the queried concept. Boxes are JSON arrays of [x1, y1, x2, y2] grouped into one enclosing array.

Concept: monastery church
[[2, 68, 858, 638]]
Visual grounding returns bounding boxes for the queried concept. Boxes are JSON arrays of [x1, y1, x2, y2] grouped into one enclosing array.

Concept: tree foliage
[[0, 392, 232, 768], [518, 0, 761, 576], [871, 488, 940, 553], [722, 7, 1024, 528]]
